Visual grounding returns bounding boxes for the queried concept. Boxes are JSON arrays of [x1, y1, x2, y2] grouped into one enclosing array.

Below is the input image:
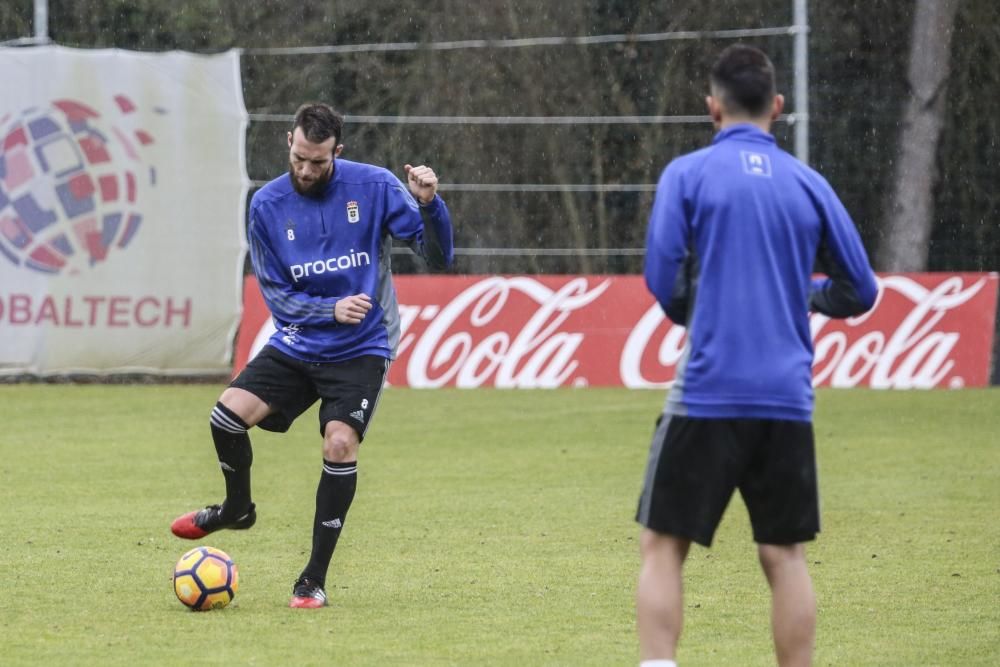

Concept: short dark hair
[[710, 45, 777, 117], [291, 103, 344, 145]]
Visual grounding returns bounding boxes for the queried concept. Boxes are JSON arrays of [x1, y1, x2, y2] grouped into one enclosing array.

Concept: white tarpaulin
[[0, 46, 248, 375]]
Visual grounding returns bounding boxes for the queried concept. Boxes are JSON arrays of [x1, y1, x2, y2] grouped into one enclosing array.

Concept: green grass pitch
[[0, 385, 997, 665]]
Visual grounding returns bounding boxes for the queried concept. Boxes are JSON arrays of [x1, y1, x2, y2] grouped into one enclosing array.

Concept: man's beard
[[289, 162, 333, 197]]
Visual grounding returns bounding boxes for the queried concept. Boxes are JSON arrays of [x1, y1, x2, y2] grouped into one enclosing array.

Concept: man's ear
[[287, 131, 293, 148], [334, 144, 344, 158], [771, 94, 785, 121], [706, 95, 723, 126]]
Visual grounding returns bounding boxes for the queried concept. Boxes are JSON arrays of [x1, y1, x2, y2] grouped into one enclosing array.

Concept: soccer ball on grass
[[173, 546, 239, 610]]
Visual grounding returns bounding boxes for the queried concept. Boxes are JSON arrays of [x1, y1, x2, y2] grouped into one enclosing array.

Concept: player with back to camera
[[635, 45, 878, 666], [171, 102, 454, 609]]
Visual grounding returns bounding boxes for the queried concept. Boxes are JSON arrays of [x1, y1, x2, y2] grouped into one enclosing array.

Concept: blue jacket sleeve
[[807, 177, 879, 318], [383, 177, 455, 270], [247, 206, 341, 326], [644, 163, 692, 324]]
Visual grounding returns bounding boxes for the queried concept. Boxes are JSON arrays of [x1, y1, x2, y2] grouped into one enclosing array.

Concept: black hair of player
[[710, 45, 777, 117], [292, 103, 344, 145]]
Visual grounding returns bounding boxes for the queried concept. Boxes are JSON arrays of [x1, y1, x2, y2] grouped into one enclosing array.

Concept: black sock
[[301, 460, 357, 588], [209, 402, 253, 518]]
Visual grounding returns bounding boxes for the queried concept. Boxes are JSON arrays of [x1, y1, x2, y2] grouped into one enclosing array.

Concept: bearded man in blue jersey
[[171, 103, 454, 609], [635, 46, 878, 666]]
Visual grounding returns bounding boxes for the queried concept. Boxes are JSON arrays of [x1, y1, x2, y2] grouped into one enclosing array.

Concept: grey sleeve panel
[[376, 234, 402, 359], [399, 203, 451, 271], [416, 205, 449, 269]]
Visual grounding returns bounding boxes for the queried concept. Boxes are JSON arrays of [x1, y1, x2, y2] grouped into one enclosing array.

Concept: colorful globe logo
[[0, 96, 158, 275]]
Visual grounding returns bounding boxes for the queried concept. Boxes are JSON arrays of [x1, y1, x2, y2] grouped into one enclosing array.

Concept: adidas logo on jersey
[[350, 409, 365, 423]]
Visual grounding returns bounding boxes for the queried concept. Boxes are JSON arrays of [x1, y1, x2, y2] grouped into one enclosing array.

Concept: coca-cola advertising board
[[233, 273, 999, 389]]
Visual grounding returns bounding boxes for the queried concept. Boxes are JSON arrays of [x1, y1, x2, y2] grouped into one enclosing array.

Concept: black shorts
[[230, 345, 389, 440], [636, 415, 819, 547]]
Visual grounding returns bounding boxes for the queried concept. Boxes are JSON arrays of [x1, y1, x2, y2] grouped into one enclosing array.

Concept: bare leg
[[637, 529, 691, 662], [219, 386, 272, 426], [758, 543, 816, 667]]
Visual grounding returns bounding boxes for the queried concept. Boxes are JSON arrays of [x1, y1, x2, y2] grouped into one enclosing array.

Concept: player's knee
[[217, 387, 269, 427], [322, 423, 358, 462], [323, 437, 357, 462]]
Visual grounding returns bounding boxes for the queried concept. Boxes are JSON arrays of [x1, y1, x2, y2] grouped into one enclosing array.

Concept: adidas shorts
[[230, 345, 389, 440], [636, 414, 819, 547]]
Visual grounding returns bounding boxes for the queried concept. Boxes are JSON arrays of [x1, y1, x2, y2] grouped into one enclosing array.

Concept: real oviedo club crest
[[0, 96, 159, 275]]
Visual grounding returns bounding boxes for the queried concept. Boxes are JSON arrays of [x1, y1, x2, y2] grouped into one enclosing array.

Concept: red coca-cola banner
[[233, 273, 999, 389]]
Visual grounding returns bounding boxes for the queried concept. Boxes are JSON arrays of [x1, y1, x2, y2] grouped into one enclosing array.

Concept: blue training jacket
[[644, 124, 878, 421], [248, 158, 454, 363]]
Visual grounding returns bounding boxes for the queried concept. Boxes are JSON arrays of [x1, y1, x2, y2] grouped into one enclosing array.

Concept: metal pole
[[34, 0, 49, 42], [793, 0, 809, 164]]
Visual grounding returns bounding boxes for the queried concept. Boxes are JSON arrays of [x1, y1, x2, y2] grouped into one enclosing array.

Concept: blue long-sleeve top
[[644, 124, 878, 421], [248, 158, 454, 362]]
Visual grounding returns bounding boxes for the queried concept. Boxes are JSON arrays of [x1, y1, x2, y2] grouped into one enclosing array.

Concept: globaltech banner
[[0, 47, 248, 376], [234, 272, 999, 389]]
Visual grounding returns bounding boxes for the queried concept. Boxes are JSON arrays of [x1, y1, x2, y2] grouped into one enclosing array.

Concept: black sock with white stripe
[[209, 402, 253, 519], [301, 460, 357, 588]]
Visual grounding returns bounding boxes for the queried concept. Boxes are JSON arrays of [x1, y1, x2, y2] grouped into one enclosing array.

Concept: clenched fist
[[404, 164, 439, 205], [335, 293, 372, 325]]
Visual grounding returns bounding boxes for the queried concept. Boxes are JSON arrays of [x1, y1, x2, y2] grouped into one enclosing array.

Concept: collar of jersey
[[323, 160, 342, 193], [712, 123, 776, 145]]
